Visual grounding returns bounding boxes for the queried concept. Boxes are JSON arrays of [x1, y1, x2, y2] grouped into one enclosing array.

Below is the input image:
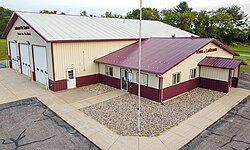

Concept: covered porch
[[198, 56, 247, 93]]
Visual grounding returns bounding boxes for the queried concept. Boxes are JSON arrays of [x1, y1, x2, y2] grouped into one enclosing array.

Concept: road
[[0, 60, 6, 69]]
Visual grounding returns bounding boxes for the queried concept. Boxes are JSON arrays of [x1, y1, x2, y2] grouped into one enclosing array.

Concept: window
[[105, 66, 113, 76], [172, 72, 181, 84], [137, 73, 148, 86], [68, 70, 74, 79], [190, 68, 197, 79], [128, 72, 133, 82]]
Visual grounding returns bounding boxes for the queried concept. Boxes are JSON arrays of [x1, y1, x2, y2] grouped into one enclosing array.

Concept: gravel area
[[80, 88, 225, 136], [80, 83, 116, 95]]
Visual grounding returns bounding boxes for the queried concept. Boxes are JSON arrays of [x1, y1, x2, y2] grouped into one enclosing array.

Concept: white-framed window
[[105, 66, 113, 76], [190, 68, 197, 79], [137, 73, 148, 86], [128, 72, 133, 82], [172, 72, 181, 84]]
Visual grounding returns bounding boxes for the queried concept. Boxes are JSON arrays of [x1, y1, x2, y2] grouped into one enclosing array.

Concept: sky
[[0, 0, 250, 17]]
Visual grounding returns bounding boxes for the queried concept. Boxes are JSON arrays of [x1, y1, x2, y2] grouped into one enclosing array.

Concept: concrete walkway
[[1, 68, 250, 150]]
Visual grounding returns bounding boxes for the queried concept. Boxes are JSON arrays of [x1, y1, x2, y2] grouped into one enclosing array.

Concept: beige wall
[[162, 43, 234, 88], [200, 66, 229, 82], [233, 66, 239, 77], [99, 63, 159, 89], [53, 40, 137, 80], [7, 17, 53, 80]]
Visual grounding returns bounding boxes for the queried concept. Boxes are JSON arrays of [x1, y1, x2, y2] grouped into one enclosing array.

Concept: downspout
[[159, 75, 163, 104]]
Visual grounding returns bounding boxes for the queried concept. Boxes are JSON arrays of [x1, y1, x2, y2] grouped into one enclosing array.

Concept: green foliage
[[229, 43, 250, 54], [161, 2, 249, 44], [80, 11, 87, 16], [173, 1, 192, 13], [162, 10, 197, 32], [40, 10, 66, 15], [0, 39, 8, 60], [235, 56, 250, 70], [126, 7, 160, 21], [0, 6, 13, 36], [102, 12, 123, 18]]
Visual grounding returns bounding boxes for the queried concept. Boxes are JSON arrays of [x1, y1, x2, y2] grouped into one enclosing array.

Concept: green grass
[[229, 43, 250, 55], [0, 39, 8, 60], [235, 56, 250, 70]]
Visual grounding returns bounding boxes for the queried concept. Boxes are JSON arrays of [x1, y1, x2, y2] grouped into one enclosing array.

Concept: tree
[[0, 6, 13, 36], [173, 1, 192, 13], [126, 7, 160, 20], [40, 10, 57, 14], [102, 12, 123, 18], [161, 9, 197, 32], [80, 11, 87, 16], [39, 10, 65, 15]]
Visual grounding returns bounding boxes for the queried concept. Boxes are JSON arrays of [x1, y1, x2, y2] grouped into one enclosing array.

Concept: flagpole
[[138, 0, 142, 133]]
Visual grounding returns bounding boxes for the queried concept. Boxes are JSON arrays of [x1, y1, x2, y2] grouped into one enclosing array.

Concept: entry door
[[9, 42, 18, 70], [121, 69, 128, 91], [67, 68, 76, 89], [33, 46, 48, 85], [20, 44, 30, 76]]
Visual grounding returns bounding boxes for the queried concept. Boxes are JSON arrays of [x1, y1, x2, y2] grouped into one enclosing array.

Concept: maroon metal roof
[[95, 37, 239, 75], [198, 56, 246, 69]]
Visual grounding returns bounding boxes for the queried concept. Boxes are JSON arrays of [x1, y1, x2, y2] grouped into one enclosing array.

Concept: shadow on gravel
[[0, 98, 100, 150]]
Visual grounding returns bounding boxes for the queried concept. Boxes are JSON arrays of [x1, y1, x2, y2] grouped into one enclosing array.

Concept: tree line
[[1, 2, 249, 44]]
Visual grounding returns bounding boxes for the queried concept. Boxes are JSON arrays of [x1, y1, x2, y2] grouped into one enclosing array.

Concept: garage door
[[33, 46, 48, 85], [20, 44, 30, 76], [9, 42, 18, 70]]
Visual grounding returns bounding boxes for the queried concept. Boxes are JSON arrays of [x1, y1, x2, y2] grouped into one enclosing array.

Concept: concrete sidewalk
[[1, 68, 250, 150]]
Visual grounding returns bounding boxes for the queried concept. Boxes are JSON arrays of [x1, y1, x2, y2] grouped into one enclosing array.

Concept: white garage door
[[9, 42, 18, 70], [20, 44, 30, 76], [33, 46, 48, 85]]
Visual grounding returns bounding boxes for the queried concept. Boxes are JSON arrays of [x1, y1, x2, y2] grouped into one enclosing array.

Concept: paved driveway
[[182, 96, 250, 150], [0, 98, 99, 150], [0, 60, 6, 69], [1, 68, 250, 150]]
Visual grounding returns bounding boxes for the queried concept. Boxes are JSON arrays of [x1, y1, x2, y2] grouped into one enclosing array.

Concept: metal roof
[[198, 56, 246, 69], [95, 38, 239, 75], [2, 12, 197, 41]]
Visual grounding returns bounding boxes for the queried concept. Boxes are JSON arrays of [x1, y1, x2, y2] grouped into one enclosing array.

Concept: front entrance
[[120, 69, 128, 91], [67, 68, 76, 89]]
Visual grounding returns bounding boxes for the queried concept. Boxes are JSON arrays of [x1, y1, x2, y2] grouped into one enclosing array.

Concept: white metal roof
[[14, 12, 197, 41]]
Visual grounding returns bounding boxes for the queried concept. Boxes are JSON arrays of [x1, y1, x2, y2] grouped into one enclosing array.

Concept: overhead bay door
[[33, 46, 48, 85], [9, 42, 18, 70], [20, 44, 30, 76]]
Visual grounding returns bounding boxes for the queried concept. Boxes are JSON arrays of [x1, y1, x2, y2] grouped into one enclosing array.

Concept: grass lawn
[[229, 43, 250, 55], [235, 56, 250, 70], [0, 39, 8, 60]]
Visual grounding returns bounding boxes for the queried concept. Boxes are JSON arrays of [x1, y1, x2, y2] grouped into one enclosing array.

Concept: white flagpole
[[138, 0, 142, 133]]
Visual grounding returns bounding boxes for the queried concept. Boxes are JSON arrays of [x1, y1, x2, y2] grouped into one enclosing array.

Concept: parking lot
[[0, 98, 99, 150]]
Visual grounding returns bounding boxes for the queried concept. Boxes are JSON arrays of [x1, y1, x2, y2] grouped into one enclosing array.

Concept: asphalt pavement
[[182, 95, 250, 150], [0, 60, 6, 69], [0, 98, 100, 150]]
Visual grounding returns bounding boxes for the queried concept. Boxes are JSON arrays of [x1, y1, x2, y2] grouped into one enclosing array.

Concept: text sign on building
[[15, 26, 31, 36], [196, 48, 217, 54]]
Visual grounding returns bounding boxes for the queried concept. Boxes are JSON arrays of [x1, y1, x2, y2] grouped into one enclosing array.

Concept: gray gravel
[[81, 88, 225, 136], [80, 83, 116, 95]]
